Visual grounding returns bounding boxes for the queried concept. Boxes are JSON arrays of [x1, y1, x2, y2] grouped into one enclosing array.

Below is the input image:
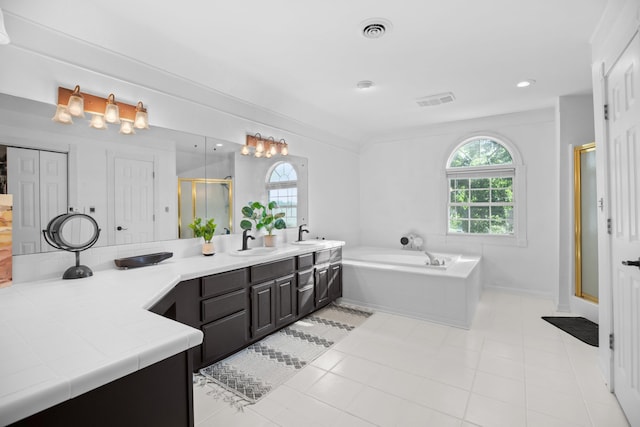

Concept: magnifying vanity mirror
[[42, 213, 100, 279], [0, 92, 309, 256]]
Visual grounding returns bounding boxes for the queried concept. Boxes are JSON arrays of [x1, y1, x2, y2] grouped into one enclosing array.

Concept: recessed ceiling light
[[216, 143, 223, 147], [517, 79, 536, 88], [357, 80, 375, 90]]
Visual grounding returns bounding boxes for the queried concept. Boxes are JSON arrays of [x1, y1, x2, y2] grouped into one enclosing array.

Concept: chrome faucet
[[241, 229, 255, 251], [298, 224, 309, 241], [424, 251, 440, 265]]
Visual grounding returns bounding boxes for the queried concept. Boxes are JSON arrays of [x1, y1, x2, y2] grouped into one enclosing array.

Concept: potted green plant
[[189, 217, 217, 256], [240, 201, 286, 247]]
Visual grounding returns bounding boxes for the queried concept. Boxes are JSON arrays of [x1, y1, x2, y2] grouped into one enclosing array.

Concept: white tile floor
[[193, 290, 630, 427]]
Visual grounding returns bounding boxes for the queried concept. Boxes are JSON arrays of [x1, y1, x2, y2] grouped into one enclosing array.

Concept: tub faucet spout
[[424, 251, 440, 265]]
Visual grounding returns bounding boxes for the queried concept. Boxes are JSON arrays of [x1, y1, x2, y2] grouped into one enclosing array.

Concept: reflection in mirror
[[234, 153, 308, 232], [177, 178, 233, 238], [0, 92, 309, 254]]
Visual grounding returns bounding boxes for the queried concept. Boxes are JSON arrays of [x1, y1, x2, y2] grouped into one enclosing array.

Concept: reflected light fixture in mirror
[[52, 86, 149, 134], [241, 133, 289, 158]]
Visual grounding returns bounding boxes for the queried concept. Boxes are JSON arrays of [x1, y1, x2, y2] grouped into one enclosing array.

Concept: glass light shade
[[119, 120, 135, 135], [256, 140, 265, 153], [0, 8, 10, 45], [281, 144, 289, 156], [89, 114, 107, 130], [265, 151, 272, 158], [52, 105, 73, 124], [254, 150, 263, 158], [270, 144, 277, 155], [67, 85, 85, 118], [103, 94, 120, 124], [134, 102, 149, 129], [241, 145, 250, 156]]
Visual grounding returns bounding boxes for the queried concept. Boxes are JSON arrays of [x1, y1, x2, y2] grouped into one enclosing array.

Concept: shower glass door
[[574, 143, 598, 302]]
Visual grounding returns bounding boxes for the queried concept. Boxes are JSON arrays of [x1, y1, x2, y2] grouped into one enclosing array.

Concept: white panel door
[[607, 31, 640, 426], [39, 151, 68, 252], [114, 157, 154, 245], [7, 147, 40, 255]]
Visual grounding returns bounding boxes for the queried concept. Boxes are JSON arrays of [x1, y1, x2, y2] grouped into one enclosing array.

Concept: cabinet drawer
[[297, 269, 314, 288], [297, 253, 314, 270], [314, 249, 330, 265], [251, 258, 295, 283], [330, 247, 342, 263], [202, 310, 249, 364], [201, 268, 247, 298], [201, 288, 246, 323]]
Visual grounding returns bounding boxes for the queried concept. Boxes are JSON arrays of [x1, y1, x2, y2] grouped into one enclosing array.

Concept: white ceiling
[[0, 0, 608, 143]]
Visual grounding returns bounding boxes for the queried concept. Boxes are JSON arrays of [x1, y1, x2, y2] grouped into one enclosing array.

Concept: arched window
[[266, 162, 298, 227], [447, 137, 517, 235]]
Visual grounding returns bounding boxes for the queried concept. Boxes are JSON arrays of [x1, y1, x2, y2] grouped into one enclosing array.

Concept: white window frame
[[445, 135, 527, 246], [266, 161, 298, 228]]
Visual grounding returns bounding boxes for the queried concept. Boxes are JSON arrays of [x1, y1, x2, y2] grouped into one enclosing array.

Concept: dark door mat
[[541, 316, 599, 347]]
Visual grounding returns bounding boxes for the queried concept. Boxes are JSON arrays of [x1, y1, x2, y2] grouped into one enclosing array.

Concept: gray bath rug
[[198, 303, 372, 406]]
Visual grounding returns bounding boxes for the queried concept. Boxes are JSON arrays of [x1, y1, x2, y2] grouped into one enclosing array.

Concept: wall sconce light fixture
[[52, 85, 150, 134], [241, 133, 289, 158]]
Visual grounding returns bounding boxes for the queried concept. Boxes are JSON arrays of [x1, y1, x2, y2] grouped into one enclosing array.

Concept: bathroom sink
[[290, 240, 322, 246], [229, 247, 278, 257]]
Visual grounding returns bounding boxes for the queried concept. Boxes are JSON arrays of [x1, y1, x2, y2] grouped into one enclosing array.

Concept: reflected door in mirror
[[114, 157, 154, 245], [7, 147, 67, 255]]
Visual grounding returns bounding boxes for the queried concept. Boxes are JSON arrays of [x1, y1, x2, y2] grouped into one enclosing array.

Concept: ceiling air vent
[[361, 18, 393, 39], [416, 92, 456, 107]]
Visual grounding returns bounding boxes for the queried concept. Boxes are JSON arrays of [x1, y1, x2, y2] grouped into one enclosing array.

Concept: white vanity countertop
[[0, 240, 344, 426]]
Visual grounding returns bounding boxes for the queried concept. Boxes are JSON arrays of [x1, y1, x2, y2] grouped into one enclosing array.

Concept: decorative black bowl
[[114, 252, 173, 269]]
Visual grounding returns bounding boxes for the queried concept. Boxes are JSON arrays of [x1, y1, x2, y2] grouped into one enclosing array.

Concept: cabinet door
[[329, 263, 342, 301], [251, 281, 276, 338], [276, 274, 296, 327], [297, 285, 315, 318], [201, 310, 249, 366], [315, 266, 330, 308]]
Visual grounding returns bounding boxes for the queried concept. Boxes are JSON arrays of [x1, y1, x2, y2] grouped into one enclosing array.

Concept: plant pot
[[202, 241, 215, 256], [264, 235, 276, 247]]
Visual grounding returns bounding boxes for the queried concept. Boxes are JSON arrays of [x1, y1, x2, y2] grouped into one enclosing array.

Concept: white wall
[[555, 95, 596, 315], [359, 109, 559, 297], [0, 17, 361, 278]]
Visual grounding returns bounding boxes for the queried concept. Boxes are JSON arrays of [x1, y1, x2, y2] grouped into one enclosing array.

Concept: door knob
[[116, 226, 128, 231], [622, 258, 640, 268]]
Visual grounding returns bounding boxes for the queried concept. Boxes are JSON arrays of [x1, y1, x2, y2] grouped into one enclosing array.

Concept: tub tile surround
[[0, 237, 344, 426], [193, 290, 630, 427]]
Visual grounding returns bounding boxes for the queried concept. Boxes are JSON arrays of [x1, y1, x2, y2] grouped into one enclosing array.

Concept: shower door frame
[[574, 142, 598, 303]]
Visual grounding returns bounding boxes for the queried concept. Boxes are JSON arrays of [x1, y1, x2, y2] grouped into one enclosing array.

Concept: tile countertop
[[0, 240, 344, 426]]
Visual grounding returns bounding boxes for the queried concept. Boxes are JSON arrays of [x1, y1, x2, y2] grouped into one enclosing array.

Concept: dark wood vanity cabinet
[[199, 269, 249, 366], [250, 281, 276, 338], [249, 257, 296, 338], [314, 247, 342, 308], [150, 246, 342, 371]]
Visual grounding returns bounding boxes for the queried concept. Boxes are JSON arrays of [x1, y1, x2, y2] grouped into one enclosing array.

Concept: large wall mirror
[[0, 93, 308, 255]]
